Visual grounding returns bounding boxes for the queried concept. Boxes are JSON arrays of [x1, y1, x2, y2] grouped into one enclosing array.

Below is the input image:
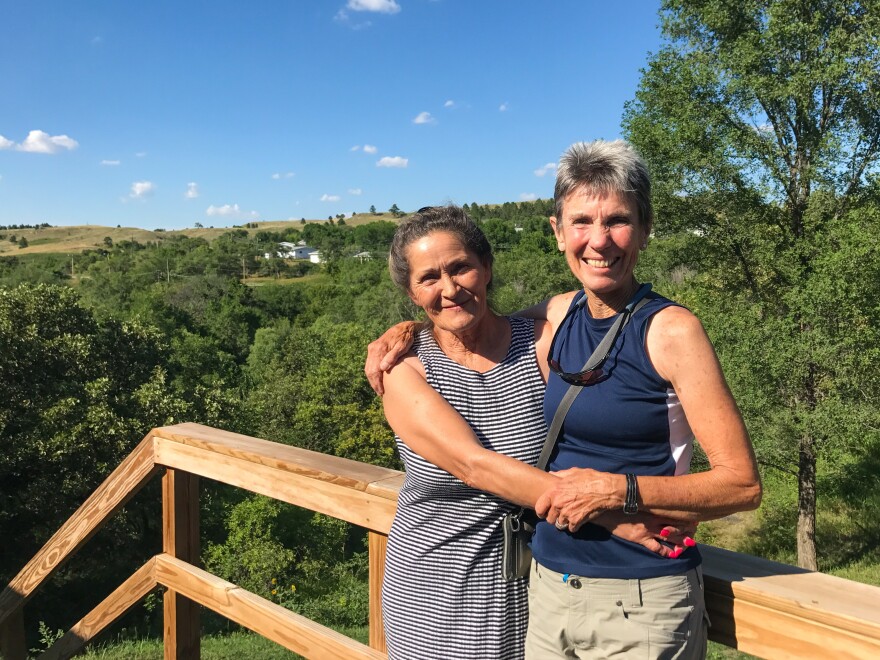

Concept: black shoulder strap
[[535, 283, 652, 471]]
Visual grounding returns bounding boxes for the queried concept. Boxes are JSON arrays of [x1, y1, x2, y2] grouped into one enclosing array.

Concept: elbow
[[744, 477, 763, 511], [459, 452, 492, 491], [729, 473, 762, 513]]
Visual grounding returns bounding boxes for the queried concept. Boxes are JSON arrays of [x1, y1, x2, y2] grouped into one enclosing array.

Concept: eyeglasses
[[547, 283, 652, 386]]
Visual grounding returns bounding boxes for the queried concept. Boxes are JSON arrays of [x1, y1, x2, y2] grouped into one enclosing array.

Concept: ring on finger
[[554, 520, 567, 530]]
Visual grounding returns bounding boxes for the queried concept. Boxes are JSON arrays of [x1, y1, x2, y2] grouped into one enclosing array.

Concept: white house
[[264, 242, 319, 259]]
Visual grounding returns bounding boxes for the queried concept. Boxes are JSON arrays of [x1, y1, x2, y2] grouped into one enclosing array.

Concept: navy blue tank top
[[531, 289, 702, 579]]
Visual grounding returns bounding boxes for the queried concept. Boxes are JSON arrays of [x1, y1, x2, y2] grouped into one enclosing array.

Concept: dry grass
[[0, 215, 402, 257]]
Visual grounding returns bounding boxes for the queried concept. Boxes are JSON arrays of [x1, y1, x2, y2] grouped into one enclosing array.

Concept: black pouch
[[501, 509, 536, 581]]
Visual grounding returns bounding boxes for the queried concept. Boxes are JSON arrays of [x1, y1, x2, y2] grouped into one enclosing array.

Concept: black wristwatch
[[624, 473, 639, 515]]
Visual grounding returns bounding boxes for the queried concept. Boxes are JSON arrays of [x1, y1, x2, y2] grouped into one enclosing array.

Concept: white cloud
[[321, 194, 341, 202], [520, 193, 537, 201], [413, 111, 436, 125], [348, 188, 363, 195], [272, 171, 295, 179], [206, 203, 258, 219], [334, 10, 372, 29], [444, 100, 455, 108], [185, 182, 199, 199], [377, 156, 408, 168], [129, 181, 156, 200], [207, 204, 238, 216], [346, 0, 401, 13], [352, 144, 378, 154], [15, 130, 79, 154], [499, 102, 509, 112], [0, 135, 13, 150], [135, 151, 147, 158], [101, 159, 120, 166], [534, 162, 557, 177]]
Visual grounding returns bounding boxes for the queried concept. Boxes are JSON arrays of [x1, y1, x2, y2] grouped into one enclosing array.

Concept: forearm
[[588, 468, 762, 522], [462, 451, 557, 509], [632, 469, 762, 520]]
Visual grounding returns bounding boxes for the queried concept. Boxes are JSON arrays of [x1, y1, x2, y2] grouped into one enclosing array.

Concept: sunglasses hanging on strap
[[501, 282, 654, 581]]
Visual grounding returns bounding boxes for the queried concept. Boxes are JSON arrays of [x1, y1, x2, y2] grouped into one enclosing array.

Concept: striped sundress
[[382, 316, 547, 660]]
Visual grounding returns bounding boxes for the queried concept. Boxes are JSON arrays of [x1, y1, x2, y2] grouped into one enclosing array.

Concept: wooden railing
[[1, 423, 879, 659]]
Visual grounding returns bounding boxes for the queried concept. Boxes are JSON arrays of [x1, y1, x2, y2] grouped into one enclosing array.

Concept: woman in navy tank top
[[367, 142, 761, 659]]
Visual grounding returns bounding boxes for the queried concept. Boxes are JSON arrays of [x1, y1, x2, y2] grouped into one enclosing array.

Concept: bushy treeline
[[0, 222, 52, 230]]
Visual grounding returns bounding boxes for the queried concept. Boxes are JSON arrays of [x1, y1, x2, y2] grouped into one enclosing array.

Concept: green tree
[[388, 203, 401, 217], [369, 205, 377, 215], [623, 0, 880, 568], [0, 284, 190, 629]]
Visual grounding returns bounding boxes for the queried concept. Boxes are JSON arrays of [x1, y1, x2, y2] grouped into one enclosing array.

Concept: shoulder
[[647, 304, 704, 342], [385, 352, 426, 384], [546, 290, 580, 331], [645, 305, 714, 383]]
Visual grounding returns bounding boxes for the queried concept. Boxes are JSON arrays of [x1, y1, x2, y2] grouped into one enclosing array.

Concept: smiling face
[[405, 231, 492, 336], [550, 187, 648, 301]]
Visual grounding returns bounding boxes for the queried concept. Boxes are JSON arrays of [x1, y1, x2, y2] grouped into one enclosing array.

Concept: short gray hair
[[388, 205, 493, 291], [554, 140, 653, 231]]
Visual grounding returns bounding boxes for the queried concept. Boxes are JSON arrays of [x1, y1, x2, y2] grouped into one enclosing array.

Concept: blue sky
[[1, 0, 663, 230]]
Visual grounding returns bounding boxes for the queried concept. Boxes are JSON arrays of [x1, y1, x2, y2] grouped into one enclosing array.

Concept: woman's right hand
[[365, 321, 422, 395], [592, 512, 697, 558]]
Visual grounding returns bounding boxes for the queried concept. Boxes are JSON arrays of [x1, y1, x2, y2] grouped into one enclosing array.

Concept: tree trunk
[[797, 434, 818, 570]]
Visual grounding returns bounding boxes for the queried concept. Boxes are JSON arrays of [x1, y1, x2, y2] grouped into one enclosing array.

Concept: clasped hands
[[537, 467, 696, 559]]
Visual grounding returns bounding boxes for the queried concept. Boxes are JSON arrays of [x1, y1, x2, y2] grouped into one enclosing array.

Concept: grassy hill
[[0, 214, 401, 257]]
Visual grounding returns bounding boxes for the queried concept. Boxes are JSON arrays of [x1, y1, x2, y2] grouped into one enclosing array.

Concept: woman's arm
[[365, 291, 579, 394], [384, 349, 695, 556], [383, 355, 557, 507], [538, 306, 762, 527]]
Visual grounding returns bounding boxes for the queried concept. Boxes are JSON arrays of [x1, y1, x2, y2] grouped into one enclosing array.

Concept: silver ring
[[554, 520, 567, 530]]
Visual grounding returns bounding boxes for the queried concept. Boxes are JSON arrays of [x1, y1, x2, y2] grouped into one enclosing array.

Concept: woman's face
[[550, 187, 648, 297], [405, 231, 491, 335]]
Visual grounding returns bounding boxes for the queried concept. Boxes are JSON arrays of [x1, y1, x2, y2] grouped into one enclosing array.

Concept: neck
[[432, 313, 509, 365], [585, 279, 640, 319]]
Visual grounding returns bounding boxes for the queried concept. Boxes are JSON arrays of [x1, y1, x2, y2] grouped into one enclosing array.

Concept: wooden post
[[0, 607, 26, 660], [162, 468, 200, 660], [368, 531, 387, 653]]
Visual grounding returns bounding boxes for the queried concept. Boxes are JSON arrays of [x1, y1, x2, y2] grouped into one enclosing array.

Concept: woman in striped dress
[[380, 206, 556, 659]]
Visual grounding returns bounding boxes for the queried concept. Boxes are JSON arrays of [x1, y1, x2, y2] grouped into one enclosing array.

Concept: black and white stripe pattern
[[383, 317, 547, 660]]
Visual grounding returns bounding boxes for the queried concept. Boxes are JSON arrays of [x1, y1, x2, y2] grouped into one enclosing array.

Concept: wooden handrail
[[3, 422, 880, 660], [0, 435, 159, 623], [154, 554, 385, 660]]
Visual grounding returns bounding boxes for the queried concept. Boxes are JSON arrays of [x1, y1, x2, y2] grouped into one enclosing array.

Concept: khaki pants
[[525, 561, 708, 659]]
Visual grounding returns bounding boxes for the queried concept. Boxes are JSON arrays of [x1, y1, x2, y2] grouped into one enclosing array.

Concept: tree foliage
[[623, 0, 880, 568]]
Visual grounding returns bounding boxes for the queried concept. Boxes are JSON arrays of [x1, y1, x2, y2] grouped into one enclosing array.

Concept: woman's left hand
[[536, 467, 622, 530], [593, 512, 698, 558]]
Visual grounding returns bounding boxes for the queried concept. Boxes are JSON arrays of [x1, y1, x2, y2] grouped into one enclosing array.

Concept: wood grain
[[0, 435, 159, 624], [155, 554, 386, 660], [163, 469, 200, 660], [368, 533, 388, 653], [153, 437, 398, 533], [38, 559, 157, 660]]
